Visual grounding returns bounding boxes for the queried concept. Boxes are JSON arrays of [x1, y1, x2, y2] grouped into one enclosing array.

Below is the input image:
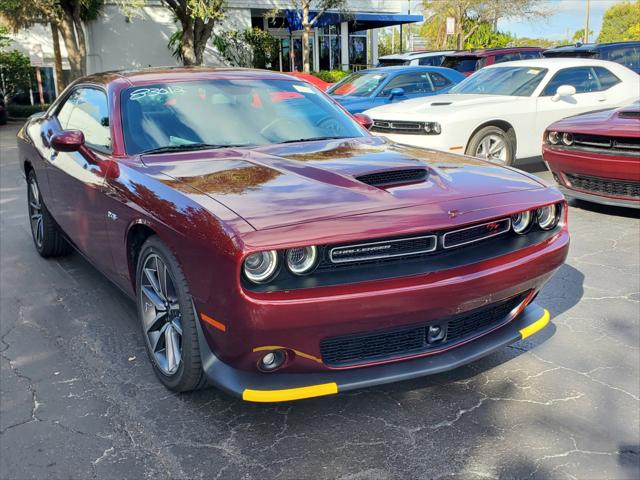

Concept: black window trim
[[52, 83, 112, 155]]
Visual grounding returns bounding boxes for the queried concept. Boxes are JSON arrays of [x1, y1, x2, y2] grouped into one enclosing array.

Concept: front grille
[[371, 120, 426, 135], [565, 173, 640, 199], [356, 168, 428, 187], [443, 218, 511, 249], [329, 235, 437, 264], [320, 292, 528, 367], [571, 133, 640, 153]]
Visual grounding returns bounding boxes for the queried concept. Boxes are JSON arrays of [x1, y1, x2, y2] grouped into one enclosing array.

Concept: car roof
[[76, 66, 298, 86], [482, 57, 630, 70], [545, 40, 640, 53], [446, 47, 543, 57], [378, 50, 456, 60], [356, 65, 460, 75]]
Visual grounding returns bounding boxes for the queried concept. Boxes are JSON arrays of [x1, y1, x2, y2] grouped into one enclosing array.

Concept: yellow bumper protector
[[242, 382, 338, 403], [519, 309, 550, 340]]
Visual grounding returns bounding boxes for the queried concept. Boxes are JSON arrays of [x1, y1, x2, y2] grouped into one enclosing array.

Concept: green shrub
[[7, 103, 49, 118], [311, 70, 350, 83]]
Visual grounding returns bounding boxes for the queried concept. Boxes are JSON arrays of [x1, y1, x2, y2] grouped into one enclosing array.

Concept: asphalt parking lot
[[1, 121, 638, 480]]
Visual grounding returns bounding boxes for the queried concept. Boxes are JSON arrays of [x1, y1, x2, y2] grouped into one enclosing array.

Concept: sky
[[497, 0, 628, 42]]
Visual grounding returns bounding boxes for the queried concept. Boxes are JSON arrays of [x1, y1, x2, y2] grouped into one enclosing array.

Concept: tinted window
[[57, 88, 110, 151], [441, 56, 484, 72], [520, 51, 543, 60], [379, 72, 434, 96], [600, 45, 640, 72], [493, 53, 521, 63], [542, 67, 618, 96], [429, 72, 452, 89], [418, 55, 444, 66], [377, 58, 408, 67], [120, 80, 364, 155]]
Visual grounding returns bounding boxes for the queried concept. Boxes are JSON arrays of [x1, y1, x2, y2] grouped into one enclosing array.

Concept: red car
[[543, 104, 640, 209], [441, 47, 544, 75], [17, 68, 568, 402], [286, 71, 333, 91]]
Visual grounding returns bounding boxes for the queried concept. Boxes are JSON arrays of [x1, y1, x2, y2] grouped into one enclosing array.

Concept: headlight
[[562, 132, 574, 146], [286, 246, 318, 275], [537, 204, 560, 230], [547, 131, 560, 145], [511, 210, 533, 234], [244, 250, 278, 283], [424, 122, 441, 135]]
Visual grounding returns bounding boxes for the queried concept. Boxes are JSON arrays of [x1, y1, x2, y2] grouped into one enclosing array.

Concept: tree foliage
[[0, 49, 32, 102], [212, 28, 279, 69], [161, 0, 225, 66], [421, 0, 548, 49], [572, 28, 594, 43], [597, 0, 640, 43]]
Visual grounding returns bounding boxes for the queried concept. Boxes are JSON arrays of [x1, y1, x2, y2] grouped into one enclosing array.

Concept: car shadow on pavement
[[569, 199, 640, 219]]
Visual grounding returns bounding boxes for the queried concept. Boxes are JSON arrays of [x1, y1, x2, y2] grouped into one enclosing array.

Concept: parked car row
[[377, 41, 640, 75]]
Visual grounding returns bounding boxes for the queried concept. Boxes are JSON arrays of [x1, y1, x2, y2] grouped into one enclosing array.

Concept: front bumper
[[199, 302, 550, 402], [557, 185, 640, 209]]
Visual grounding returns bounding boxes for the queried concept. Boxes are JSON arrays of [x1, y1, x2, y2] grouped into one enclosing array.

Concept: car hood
[[331, 95, 373, 113], [365, 94, 520, 119], [548, 104, 640, 138], [143, 136, 545, 231]]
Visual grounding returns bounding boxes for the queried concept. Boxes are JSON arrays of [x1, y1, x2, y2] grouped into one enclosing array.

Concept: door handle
[[49, 151, 58, 162]]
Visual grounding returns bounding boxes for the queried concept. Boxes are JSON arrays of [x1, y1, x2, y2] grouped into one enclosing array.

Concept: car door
[[46, 86, 116, 275], [535, 66, 622, 142]]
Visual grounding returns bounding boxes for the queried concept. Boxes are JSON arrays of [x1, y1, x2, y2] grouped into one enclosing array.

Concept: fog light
[[259, 350, 286, 371], [427, 324, 446, 344]]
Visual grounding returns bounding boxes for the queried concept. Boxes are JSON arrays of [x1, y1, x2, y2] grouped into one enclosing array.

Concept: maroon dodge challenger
[[17, 68, 568, 402], [543, 103, 640, 209]]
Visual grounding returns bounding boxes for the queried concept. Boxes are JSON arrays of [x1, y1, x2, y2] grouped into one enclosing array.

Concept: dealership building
[[7, 0, 422, 102]]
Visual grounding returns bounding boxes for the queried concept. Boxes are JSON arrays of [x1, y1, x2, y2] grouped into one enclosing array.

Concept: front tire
[[136, 236, 207, 392], [27, 170, 71, 257], [466, 126, 515, 166]]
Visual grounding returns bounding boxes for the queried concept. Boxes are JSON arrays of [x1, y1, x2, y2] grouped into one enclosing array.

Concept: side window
[[494, 53, 521, 64], [429, 72, 452, 90], [58, 88, 111, 151], [379, 72, 434, 96], [418, 56, 441, 66], [56, 90, 81, 129], [520, 51, 542, 60], [593, 67, 621, 90], [542, 67, 600, 96]]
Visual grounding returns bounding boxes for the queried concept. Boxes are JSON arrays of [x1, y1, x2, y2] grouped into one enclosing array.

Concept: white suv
[[377, 51, 457, 67]]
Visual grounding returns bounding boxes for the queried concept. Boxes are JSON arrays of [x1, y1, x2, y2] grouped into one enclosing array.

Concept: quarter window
[[429, 72, 452, 90], [593, 67, 622, 89], [56, 87, 111, 151]]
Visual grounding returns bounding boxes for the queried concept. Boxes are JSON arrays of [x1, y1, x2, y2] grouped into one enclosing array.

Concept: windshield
[[120, 79, 365, 155], [328, 72, 388, 97], [450, 67, 548, 96]]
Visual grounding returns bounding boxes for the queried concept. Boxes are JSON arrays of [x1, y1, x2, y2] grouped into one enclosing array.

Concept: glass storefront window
[[349, 34, 367, 67], [319, 24, 341, 70]]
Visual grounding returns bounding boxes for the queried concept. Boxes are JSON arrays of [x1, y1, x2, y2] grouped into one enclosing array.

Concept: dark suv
[[441, 47, 544, 76], [543, 41, 640, 74]]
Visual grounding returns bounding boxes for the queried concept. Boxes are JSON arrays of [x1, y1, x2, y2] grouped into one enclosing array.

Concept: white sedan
[[364, 58, 640, 165]]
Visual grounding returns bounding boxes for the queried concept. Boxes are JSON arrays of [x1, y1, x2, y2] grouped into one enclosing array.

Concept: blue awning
[[284, 10, 423, 33]]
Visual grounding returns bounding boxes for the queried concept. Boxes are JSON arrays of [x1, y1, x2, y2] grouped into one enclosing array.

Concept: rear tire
[[136, 236, 207, 392], [466, 126, 515, 166], [27, 170, 71, 257]]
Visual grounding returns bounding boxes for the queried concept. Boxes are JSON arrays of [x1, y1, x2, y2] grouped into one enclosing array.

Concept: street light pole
[[583, 0, 590, 43]]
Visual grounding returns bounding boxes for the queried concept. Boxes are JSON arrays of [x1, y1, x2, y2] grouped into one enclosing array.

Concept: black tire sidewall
[[466, 126, 515, 166], [135, 236, 203, 391]]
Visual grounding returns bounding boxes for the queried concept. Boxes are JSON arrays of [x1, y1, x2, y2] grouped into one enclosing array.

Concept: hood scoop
[[431, 102, 452, 106], [356, 168, 428, 188]]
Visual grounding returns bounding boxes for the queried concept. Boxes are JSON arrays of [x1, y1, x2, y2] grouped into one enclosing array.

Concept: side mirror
[[51, 130, 85, 152], [353, 113, 373, 130], [389, 87, 405, 99], [551, 84, 576, 102]]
